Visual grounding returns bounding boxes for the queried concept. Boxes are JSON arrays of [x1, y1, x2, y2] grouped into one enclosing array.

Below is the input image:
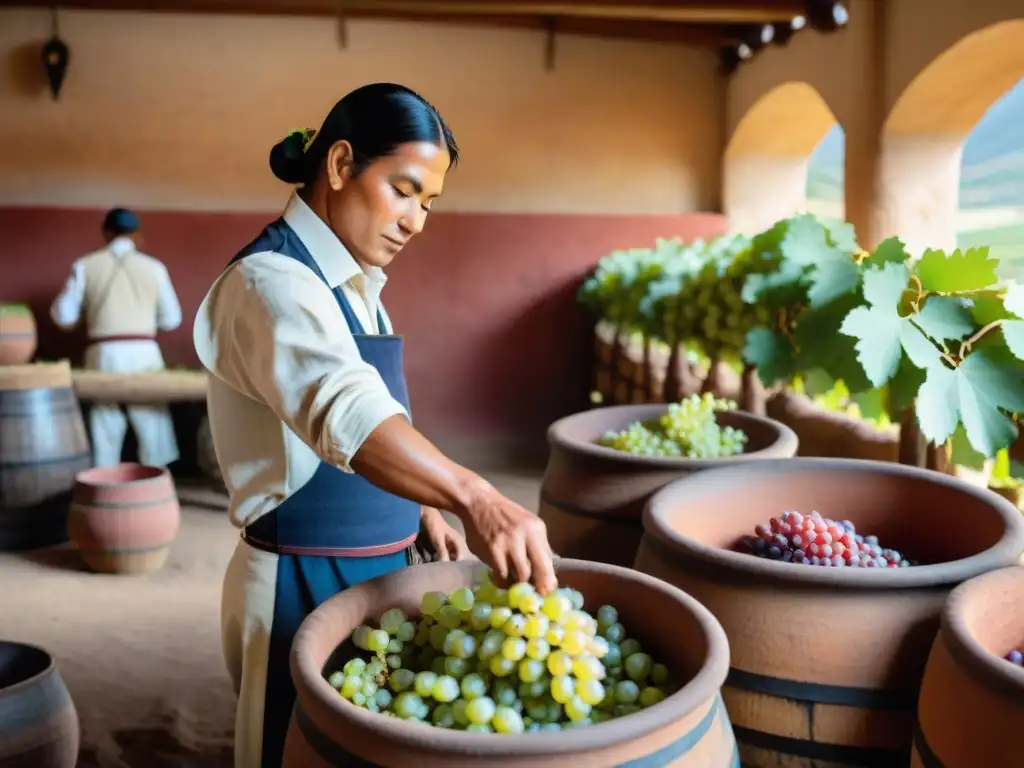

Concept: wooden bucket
[[0, 362, 92, 551]]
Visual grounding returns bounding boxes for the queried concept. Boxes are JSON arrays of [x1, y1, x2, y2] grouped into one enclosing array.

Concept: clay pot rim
[[0, 641, 55, 698], [941, 565, 1024, 700], [643, 457, 1024, 590], [547, 403, 799, 468], [291, 558, 731, 756], [76, 462, 169, 487], [0, 303, 33, 315]]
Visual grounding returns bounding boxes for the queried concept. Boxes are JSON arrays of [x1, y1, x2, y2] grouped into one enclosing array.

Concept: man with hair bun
[[51, 206, 183, 468]]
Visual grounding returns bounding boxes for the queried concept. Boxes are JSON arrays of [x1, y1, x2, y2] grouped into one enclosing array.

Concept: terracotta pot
[[766, 390, 898, 462], [633, 458, 1024, 768], [0, 306, 37, 366], [539, 404, 799, 567], [285, 559, 737, 767], [0, 361, 92, 551], [0, 641, 79, 767], [69, 463, 180, 574], [912, 566, 1024, 767]]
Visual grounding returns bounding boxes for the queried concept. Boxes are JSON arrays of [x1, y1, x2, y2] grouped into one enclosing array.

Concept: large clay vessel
[[540, 404, 798, 567], [0, 305, 36, 366], [766, 389, 898, 461], [0, 362, 92, 551], [633, 458, 1024, 768], [0, 641, 79, 767], [285, 559, 737, 767], [69, 463, 180, 574], [912, 566, 1024, 767]]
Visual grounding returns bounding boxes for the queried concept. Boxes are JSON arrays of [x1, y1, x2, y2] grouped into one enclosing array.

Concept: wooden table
[[71, 369, 207, 404]]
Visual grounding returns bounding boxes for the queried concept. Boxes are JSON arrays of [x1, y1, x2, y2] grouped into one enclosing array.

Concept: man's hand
[[421, 506, 474, 562], [459, 481, 557, 595]]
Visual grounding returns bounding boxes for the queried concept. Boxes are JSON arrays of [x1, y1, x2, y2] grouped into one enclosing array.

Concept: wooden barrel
[[0, 305, 37, 366], [912, 566, 1024, 767], [285, 559, 737, 767], [69, 463, 180, 574], [539, 404, 798, 567], [0, 362, 92, 551], [0, 641, 79, 768], [633, 459, 1024, 768]]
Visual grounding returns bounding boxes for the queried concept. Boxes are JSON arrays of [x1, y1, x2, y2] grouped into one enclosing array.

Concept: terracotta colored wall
[[0, 208, 724, 457], [0, 8, 727, 460]]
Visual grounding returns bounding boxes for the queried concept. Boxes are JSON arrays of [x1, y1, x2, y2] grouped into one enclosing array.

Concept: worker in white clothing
[[51, 207, 183, 468]]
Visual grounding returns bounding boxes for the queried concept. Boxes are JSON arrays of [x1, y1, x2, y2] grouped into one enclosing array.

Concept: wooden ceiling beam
[[5, 0, 805, 24]]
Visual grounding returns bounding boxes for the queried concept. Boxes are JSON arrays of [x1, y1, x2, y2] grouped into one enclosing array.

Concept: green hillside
[[806, 77, 1024, 211]]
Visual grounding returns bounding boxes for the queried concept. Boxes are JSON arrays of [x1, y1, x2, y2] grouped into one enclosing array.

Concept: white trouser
[[221, 539, 278, 768], [84, 339, 181, 468], [89, 404, 180, 468]]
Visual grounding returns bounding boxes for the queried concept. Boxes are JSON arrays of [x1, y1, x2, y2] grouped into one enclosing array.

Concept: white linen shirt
[[193, 193, 409, 530], [50, 236, 182, 372]]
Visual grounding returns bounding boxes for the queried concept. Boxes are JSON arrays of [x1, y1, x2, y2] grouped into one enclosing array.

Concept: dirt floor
[[0, 472, 542, 768]]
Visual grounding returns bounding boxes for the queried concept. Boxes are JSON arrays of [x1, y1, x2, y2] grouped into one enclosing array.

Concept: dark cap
[[102, 207, 140, 236]]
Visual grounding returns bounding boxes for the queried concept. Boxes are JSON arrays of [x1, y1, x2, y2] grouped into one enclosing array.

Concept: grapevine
[[328, 574, 677, 731], [577, 211, 1024, 466], [595, 393, 748, 458]]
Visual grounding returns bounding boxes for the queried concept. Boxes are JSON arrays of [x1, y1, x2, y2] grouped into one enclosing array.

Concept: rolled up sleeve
[[196, 252, 407, 470]]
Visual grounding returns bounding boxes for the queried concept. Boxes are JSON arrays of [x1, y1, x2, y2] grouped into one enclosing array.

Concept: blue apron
[[229, 219, 420, 768]]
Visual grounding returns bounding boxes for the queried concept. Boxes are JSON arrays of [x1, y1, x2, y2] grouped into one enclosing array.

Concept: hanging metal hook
[[544, 16, 557, 72], [337, 0, 348, 49]]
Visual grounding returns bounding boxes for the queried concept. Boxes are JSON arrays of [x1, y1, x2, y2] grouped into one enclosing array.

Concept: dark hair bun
[[269, 131, 309, 184]]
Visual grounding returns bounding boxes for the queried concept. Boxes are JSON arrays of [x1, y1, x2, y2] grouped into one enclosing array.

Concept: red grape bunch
[[738, 511, 917, 568]]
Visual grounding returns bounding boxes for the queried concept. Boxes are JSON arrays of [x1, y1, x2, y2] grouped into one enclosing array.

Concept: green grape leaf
[[851, 387, 887, 423], [741, 260, 806, 308], [1004, 282, 1024, 317], [825, 221, 860, 253], [914, 247, 1000, 293], [949, 423, 988, 471], [1001, 282, 1024, 362], [742, 327, 796, 385], [916, 346, 1024, 455], [779, 215, 860, 309], [861, 237, 909, 270], [793, 293, 872, 393], [807, 258, 861, 309], [802, 368, 837, 397], [779, 215, 829, 266], [967, 296, 1012, 327], [887, 354, 927, 418], [914, 296, 974, 342], [838, 262, 942, 387]]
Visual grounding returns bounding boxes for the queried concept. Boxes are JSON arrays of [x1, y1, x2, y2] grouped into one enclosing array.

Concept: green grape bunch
[[672, 237, 774, 359], [596, 393, 749, 459], [328, 574, 677, 733]]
